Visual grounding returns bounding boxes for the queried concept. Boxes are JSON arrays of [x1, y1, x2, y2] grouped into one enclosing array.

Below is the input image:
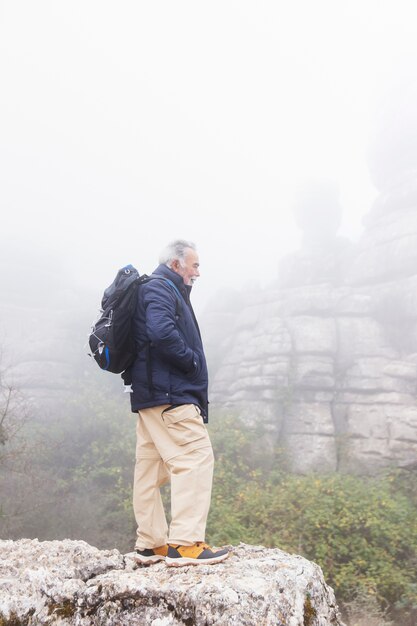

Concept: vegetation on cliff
[[208, 414, 417, 625]]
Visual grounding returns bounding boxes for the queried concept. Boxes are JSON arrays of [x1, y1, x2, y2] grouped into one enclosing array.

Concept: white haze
[[1, 1, 416, 312]]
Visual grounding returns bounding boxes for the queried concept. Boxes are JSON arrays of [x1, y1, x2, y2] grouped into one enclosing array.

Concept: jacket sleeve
[[143, 279, 196, 373]]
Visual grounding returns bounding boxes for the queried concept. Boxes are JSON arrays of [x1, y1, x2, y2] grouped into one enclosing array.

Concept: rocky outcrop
[[0, 244, 102, 410], [207, 93, 417, 474], [0, 538, 342, 626], [208, 276, 417, 474]]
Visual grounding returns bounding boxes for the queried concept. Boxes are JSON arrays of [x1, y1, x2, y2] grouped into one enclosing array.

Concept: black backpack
[[88, 264, 182, 374]]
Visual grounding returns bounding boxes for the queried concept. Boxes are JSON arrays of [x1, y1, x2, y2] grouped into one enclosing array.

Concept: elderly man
[[130, 239, 228, 567]]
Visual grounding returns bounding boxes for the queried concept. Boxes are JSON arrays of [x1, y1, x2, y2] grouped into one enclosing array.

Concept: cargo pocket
[[161, 404, 206, 447]]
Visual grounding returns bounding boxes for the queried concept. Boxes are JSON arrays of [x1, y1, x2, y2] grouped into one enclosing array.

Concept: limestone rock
[[207, 174, 417, 474], [0, 538, 343, 626], [288, 317, 337, 355], [282, 401, 338, 473]]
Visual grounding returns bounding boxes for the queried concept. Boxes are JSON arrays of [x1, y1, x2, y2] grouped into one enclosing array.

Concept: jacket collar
[[153, 264, 191, 299], [153, 264, 200, 336]]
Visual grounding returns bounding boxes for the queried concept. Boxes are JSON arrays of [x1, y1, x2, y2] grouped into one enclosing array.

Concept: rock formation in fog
[[0, 247, 99, 408], [207, 87, 417, 474], [0, 538, 342, 626]]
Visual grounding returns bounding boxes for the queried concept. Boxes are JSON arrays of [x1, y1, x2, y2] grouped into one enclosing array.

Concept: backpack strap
[[148, 275, 183, 317], [162, 278, 182, 300]]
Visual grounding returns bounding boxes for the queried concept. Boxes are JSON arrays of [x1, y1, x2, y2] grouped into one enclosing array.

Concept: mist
[[2, 5, 417, 623], [3, 1, 414, 313]]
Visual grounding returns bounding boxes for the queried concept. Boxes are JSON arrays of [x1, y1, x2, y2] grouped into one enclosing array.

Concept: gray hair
[[159, 239, 197, 268]]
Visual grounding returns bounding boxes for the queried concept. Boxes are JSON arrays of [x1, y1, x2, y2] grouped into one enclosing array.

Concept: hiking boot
[[135, 544, 168, 564], [165, 542, 229, 567]]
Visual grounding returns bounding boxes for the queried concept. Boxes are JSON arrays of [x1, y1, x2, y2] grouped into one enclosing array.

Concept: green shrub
[[207, 414, 417, 619]]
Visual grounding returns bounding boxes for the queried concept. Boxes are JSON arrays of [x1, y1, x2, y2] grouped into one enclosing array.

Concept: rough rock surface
[[207, 275, 417, 474], [0, 538, 343, 626]]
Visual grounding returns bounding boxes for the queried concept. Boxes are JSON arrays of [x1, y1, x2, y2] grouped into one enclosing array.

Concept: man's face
[[172, 248, 200, 286]]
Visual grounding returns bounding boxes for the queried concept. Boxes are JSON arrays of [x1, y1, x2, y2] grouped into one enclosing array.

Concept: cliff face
[[207, 97, 417, 474], [208, 273, 417, 474], [0, 538, 342, 626]]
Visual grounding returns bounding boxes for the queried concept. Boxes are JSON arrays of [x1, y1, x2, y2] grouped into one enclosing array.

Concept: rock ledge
[[0, 538, 343, 625]]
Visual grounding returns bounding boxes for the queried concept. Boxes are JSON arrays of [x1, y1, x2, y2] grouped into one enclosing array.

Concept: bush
[[207, 414, 417, 621]]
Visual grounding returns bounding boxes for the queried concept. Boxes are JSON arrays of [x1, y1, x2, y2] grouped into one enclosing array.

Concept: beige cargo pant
[[133, 403, 214, 549]]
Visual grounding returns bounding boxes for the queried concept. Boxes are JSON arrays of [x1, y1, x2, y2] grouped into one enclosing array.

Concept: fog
[[2, 7, 417, 614], [1, 1, 416, 312]]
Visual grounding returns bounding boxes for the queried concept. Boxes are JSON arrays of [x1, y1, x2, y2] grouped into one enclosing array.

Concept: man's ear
[[171, 259, 180, 273]]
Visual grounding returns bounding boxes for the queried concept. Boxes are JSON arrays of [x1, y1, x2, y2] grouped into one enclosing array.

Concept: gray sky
[[1, 0, 416, 312]]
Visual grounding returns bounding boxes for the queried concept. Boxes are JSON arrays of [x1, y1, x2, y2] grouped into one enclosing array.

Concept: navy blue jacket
[[129, 264, 209, 421]]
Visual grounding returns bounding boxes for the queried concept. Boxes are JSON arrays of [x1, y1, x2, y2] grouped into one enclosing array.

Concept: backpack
[[88, 264, 182, 374]]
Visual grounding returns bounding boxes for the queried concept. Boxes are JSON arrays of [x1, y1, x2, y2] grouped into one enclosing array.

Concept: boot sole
[[166, 552, 229, 567], [135, 555, 166, 564]]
